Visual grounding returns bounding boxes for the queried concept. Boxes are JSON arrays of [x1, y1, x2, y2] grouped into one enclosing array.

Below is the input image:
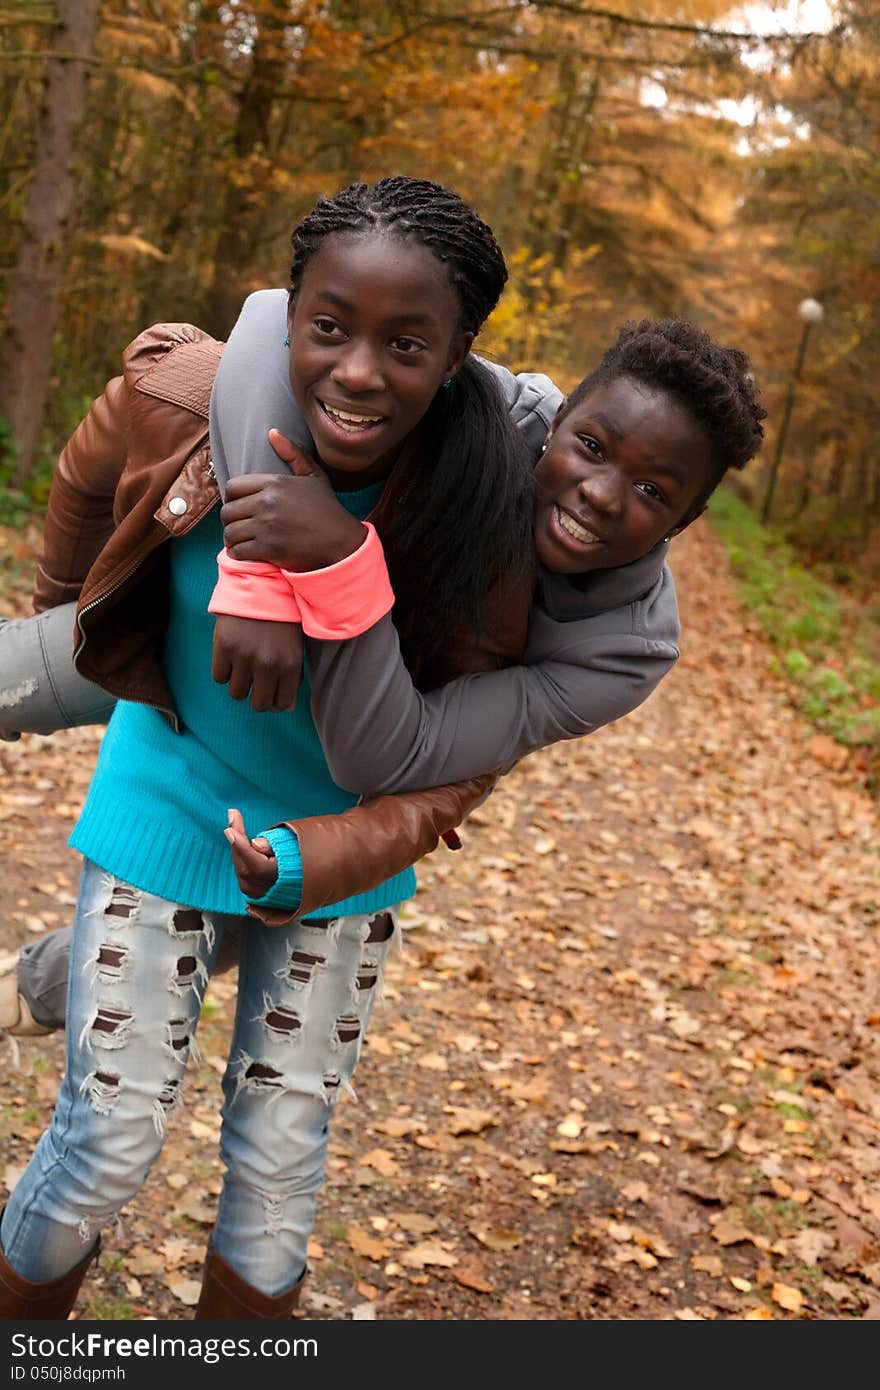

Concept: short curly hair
[[565, 318, 766, 496]]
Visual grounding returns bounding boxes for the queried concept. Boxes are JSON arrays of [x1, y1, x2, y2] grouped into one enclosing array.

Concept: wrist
[[285, 522, 394, 640], [318, 515, 369, 568]]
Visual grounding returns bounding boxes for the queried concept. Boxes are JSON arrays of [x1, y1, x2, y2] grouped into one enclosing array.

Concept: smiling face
[[533, 376, 717, 577], [287, 231, 472, 489]]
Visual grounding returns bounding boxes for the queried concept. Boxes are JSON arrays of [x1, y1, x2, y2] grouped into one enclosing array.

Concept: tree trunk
[[0, 0, 99, 483], [201, 9, 287, 339]]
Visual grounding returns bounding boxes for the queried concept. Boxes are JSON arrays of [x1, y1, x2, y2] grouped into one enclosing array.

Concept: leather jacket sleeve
[[247, 773, 496, 925], [33, 373, 129, 613]]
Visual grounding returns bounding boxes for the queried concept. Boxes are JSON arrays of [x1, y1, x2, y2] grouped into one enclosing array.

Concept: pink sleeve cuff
[[284, 522, 395, 639], [208, 550, 301, 623]]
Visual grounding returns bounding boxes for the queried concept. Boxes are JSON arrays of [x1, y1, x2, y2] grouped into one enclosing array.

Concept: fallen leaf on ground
[[711, 1211, 764, 1248], [359, 1148, 399, 1176], [418, 1052, 448, 1071], [166, 1278, 201, 1306], [374, 1117, 425, 1138], [452, 1262, 495, 1294], [557, 1115, 584, 1138], [444, 1107, 496, 1135], [790, 1228, 833, 1265], [401, 1242, 458, 1269], [772, 1282, 805, 1311], [470, 1226, 521, 1251], [392, 1213, 438, 1236], [125, 1247, 165, 1276], [160, 1238, 194, 1267], [614, 1245, 658, 1269], [348, 1226, 391, 1261], [621, 1181, 651, 1203]]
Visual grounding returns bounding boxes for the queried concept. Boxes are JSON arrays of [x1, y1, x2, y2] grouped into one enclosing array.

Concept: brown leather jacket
[[36, 323, 528, 921]]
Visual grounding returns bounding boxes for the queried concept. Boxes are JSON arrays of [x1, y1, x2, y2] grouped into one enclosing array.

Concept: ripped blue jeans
[[1, 858, 397, 1296]]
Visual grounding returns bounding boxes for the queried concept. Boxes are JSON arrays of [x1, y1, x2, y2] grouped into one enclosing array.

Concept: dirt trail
[[1, 518, 877, 1320]]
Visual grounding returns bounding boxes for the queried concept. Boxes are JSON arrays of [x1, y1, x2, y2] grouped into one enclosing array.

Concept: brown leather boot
[[195, 1245, 305, 1320], [0, 1233, 99, 1320]]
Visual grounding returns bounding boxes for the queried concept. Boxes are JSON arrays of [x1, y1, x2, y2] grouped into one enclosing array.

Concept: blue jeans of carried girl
[[1, 859, 397, 1296]]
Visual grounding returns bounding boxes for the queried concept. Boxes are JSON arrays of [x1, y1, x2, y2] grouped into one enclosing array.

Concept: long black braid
[[288, 177, 535, 689]]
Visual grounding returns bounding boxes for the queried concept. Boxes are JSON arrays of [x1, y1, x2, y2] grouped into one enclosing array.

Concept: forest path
[[0, 518, 877, 1321]]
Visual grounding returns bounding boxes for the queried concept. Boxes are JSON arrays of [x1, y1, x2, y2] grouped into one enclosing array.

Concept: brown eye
[[636, 481, 665, 503], [578, 434, 604, 460]]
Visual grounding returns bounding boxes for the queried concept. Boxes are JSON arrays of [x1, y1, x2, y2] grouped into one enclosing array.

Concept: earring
[[443, 377, 453, 391], [663, 535, 671, 542], [539, 441, 547, 455], [283, 335, 290, 347]]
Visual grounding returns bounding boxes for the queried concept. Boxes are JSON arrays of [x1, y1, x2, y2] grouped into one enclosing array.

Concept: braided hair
[[289, 177, 534, 689], [290, 176, 509, 336], [566, 318, 766, 502]]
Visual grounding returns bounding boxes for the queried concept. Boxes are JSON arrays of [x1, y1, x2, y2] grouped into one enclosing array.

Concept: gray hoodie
[[210, 289, 680, 796]]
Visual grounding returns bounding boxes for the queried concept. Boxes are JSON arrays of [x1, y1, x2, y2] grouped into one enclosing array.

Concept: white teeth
[[557, 507, 598, 543], [323, 403, 383, 425]]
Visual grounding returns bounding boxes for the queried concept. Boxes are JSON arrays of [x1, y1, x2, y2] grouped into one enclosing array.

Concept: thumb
[[268, 428, 319, 477], [251, 836, 274, 858]]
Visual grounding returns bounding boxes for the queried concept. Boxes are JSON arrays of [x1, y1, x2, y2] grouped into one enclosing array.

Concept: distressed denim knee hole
[[263, 1003, 303, 1042], [104, 883, 141, 925], [90, 942, 131, 985], [79, 1068, 122, 1115], [333, 1013, 361, 1047], [168, 952, 208, 998], [276, 948, 326, 991], [81, 1003, 133, 1054], [365, 911, 395, 944]]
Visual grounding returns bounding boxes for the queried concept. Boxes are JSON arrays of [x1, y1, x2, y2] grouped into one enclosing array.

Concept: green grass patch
[[775, 1103, 812, 1122], [708, 487, 880, 791], [84, 1296, 138, 1319]]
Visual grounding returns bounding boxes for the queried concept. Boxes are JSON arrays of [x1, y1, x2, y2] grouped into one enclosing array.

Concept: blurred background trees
[[0, 0, 876, 583]]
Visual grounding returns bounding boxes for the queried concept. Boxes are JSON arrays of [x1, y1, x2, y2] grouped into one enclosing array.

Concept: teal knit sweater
[[71, 490, 416, 918]]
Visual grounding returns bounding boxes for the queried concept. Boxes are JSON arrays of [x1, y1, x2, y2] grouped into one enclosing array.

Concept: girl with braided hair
[[0, 175, 541, 1320], [0, 173, 765, 1321], [208, 175, 537, 703]]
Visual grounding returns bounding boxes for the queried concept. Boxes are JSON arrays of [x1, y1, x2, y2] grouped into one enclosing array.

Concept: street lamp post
[[760, 297, 824, 524]]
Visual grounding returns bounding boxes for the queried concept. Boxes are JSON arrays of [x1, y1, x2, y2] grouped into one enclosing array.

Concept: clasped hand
[[224, 808, 278, 900], [211, 430, 366, 712], [221, 430, 365, 571]]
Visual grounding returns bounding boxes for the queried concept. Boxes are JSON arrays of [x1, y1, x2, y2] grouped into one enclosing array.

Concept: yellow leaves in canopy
[[100, 15, 181, 62], [96, 233, 168, 262]]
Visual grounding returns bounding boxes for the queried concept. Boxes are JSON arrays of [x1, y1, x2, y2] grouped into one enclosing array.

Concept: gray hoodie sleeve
[[305, 563, 681, 795], [208, 289, 311, 497], [208, 289, 564, 492]]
